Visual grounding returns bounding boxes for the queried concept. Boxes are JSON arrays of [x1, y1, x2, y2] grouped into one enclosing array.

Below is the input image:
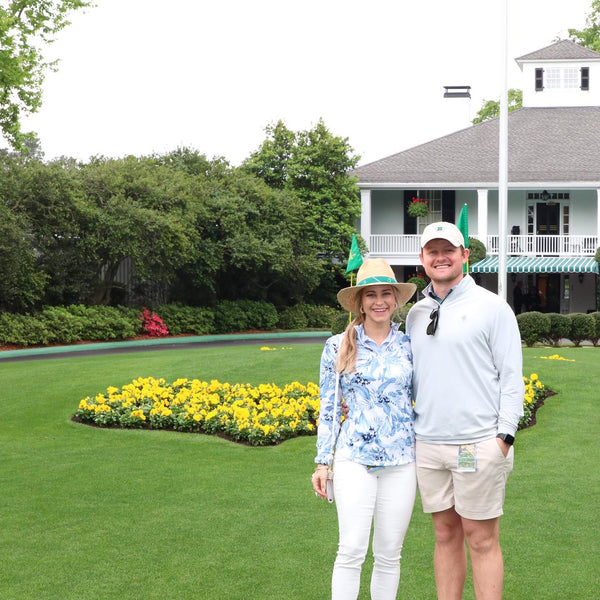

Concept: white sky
[[18, 0, 593, 166]]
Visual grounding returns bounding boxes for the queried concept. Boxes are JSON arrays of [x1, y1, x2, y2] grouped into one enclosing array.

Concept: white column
[[477, 189, 489, 248], [596, 189, 600, 245], [360, 189, 372, 253]]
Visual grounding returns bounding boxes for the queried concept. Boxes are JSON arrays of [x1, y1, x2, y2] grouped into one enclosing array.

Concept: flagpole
[[348, 272, 354, 325], [497, 0, 509, 300], [457, 203, 469, 274], [346, 235, 362, 325]]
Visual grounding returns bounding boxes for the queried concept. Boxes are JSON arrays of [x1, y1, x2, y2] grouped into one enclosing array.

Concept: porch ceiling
[[470, 256, 599, 274]]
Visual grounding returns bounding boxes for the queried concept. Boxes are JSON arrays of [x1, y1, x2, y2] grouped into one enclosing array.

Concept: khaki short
[[416, 437, 514, 520]]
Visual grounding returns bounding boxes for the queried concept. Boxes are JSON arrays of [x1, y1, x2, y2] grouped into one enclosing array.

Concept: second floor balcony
[[368, 234, 598, 262]]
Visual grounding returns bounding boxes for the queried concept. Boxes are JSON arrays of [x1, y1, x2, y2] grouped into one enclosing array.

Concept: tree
[[78, 156, 198, 304], [0, 153, 93, 306], [471, 89, 523, 124], [568, 0, 600, 52], [173, 163, 322, 305], [244, 119, 362, 266], [0, 0, 93, 150], [0, 203, 48, 311], [243, 121, 296, 189], [152, 146, 229, 179]]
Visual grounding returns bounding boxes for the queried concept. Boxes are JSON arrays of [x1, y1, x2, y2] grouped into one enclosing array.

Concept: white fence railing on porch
[[485, 235, 597, 255], [368, 234, 598, 257]]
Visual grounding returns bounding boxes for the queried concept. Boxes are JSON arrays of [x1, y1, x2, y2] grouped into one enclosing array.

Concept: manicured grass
[[0, 344, 597, 599]]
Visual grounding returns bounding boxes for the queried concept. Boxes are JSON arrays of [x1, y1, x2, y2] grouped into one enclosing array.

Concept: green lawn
[[0, 344, 597, 599]]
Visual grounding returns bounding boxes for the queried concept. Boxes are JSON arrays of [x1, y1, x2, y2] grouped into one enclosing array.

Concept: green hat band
[[357, 276, 397, 286]]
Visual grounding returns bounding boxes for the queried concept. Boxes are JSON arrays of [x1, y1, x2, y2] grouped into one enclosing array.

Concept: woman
[[311, 258, 417, 600]]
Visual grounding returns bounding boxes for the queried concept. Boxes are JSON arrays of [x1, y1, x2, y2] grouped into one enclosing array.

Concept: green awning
[[470, 256, 598, 274]]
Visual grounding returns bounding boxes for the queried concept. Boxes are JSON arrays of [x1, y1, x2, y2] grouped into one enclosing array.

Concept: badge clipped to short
[[457, 443, 477, 472]]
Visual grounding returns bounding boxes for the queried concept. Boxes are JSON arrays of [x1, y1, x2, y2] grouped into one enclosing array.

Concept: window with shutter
[[535, 68, 544, 91], [581, 67, 589, 91]]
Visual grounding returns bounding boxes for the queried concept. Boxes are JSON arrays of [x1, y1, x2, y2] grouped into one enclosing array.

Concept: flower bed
[[75, 377, 320, 446], [520, 373, 549, 429], [74, 373, 548, 445]]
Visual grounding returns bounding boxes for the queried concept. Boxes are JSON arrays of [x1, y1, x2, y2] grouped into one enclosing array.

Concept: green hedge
[[213, 300, 279, 333], [568, 313, 597, 347], [155, 304, 215, 336], [0, 305, 141, 347], [277, 304, 338, 330], [544, 313, 571, 347], [517, 311, 599, 347], [0, 301, 340, 347], [589, 312, 600, 346], [65, 305, 140, 341], [4, 303, 597, 349]]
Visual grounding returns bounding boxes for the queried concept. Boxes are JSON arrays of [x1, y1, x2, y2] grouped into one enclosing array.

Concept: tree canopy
[[471, 89, 522, 125], [244, 119, 361, 266], [568, 0, 600, 52], [0, 137, 356, 310], [0, 0, 93, 150]]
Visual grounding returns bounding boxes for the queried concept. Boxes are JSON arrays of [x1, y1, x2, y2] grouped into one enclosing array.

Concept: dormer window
[[518, 40, 600, 107], [547, 67, 579, 88], [535, 66, 591, 92]]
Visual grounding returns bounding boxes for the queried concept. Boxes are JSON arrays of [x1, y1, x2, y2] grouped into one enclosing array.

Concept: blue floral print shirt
[[315, 323, 415, 467]]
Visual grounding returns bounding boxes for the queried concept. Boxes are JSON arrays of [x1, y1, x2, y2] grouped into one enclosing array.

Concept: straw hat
[[337, 259, 417, 312]]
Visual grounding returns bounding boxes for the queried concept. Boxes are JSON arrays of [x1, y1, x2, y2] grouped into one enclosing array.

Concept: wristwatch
[[496, 433, 515, 445]]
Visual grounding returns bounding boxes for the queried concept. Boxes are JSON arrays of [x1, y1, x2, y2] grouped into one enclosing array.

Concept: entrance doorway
[[534, 274, 561, 313], [536, 203, 560, 235]]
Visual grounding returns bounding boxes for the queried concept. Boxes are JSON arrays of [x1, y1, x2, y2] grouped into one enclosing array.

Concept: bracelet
[[314, 464, 329, 472]]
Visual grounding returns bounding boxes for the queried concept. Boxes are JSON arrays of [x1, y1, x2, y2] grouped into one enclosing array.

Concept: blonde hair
[[335, 287, 403, 374]]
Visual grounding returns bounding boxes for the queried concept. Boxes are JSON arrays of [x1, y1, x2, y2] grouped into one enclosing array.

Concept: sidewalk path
[[0, 331, 331, 363]]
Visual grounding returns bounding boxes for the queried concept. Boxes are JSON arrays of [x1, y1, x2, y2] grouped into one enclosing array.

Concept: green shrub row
[[517, 311, 600, 347], [0, 302, 337, 347], [0, 306, 141, 347], [330, 307, 599, 348], [3, 303, 597, 349]]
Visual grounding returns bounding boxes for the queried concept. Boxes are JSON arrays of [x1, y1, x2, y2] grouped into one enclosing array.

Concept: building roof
[[354, 107, 600, 186], [515, 39, 600, 62]]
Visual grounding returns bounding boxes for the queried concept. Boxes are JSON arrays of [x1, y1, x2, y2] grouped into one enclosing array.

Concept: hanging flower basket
[[407, 197, 430, 218]]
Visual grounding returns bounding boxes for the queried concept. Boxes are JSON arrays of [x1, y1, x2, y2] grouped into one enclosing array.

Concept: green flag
[[346, 234, 363, 274], [457, 204, 469, 273]]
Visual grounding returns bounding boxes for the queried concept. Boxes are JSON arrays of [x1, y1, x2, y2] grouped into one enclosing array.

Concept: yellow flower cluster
[[521, 373, 547, 428], [76, 372, 548, 444], [76, 377, 320, 446], [260, 346, 292, 351], [538, 354, 576, 362]]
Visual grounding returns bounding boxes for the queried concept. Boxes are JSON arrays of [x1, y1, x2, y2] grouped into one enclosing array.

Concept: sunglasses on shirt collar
[[427, 307, 439, 336]]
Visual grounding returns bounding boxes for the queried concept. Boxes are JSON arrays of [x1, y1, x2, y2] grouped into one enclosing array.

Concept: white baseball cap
[[420, 222, 465, 248]]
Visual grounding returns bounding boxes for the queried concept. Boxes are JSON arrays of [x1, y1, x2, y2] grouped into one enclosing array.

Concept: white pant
[[331, 456, 417, 600]]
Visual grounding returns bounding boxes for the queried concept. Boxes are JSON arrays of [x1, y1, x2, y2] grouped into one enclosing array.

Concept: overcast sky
[[18, 0, 593, 166]]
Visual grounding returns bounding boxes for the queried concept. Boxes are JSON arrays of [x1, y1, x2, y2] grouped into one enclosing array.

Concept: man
[[513, 281, 523, 314], [406, 222, 524, 600]]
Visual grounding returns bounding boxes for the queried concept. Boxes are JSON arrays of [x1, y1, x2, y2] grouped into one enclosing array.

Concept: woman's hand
[[311, 465, 329, 500]]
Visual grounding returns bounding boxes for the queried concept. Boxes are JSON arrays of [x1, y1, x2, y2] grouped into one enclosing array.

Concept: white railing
[[486, 235, 597, 256], [368, 234, 598, 257], [369, 234, 422, 255]]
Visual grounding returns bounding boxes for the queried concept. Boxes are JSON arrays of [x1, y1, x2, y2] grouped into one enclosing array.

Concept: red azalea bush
[[139, 307, 169, 337]]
